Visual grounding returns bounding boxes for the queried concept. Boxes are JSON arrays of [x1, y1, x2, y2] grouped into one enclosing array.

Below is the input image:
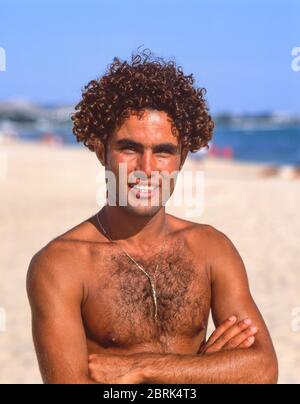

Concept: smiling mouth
[[128, 183, 160, 198]]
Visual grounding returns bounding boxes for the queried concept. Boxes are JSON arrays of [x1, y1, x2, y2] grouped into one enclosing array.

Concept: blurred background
[[0, 0, 299, 383]]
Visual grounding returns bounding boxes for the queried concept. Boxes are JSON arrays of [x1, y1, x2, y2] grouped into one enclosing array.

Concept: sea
[[3, 123, 300, 166], [210, 125, 300, 166]]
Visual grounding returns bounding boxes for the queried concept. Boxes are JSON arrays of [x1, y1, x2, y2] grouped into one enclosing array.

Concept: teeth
[[132, 185, 155, 191]]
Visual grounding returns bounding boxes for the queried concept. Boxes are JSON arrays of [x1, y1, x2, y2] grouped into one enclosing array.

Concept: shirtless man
[[27, 50, 278, 384]]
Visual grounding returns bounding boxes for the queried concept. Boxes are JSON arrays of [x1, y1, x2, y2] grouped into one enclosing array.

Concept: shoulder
[[179, 219, 238, 252], [168, 216, 242, 268], [166, 213, 213, 235], [195, 226, 247, 282], [28, 214, 105, 274], [179, 222, 247, 285], [168, 215, 230, 246], [27, 217, 101, 301], [26, 239, 79, 299], [28, 237, 79, 275], [27, 213, 110, 298]]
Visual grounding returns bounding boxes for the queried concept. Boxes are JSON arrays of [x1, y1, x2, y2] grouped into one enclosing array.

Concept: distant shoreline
[[2, 130, 300, 167], [1, 101, 300, 166], [1, 140, 300, 179]]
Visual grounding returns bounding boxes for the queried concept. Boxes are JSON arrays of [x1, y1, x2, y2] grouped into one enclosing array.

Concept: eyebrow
[[115, 138, 179, 154]]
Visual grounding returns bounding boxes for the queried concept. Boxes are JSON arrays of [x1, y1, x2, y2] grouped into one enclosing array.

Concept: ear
[[94, 138, 106, 166], [179, 146, 189, 170]]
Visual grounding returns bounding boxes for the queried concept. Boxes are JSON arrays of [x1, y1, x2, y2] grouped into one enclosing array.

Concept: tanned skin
[[27, 110, 278, 384]]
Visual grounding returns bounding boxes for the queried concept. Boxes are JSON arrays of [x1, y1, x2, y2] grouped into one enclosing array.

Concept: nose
[[136, 150, 156, 177]]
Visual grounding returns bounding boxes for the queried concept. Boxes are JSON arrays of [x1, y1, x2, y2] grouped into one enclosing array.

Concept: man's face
[[101, 109, 187, 217]]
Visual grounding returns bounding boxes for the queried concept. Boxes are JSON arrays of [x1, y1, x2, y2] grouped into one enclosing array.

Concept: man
[[27, 49, 278, 384]]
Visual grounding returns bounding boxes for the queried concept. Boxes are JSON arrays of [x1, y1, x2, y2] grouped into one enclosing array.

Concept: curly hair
[[71, 48, 214, 153]]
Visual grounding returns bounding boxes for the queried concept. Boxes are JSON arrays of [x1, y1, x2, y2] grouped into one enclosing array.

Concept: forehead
[[112, 110, 179, 145]]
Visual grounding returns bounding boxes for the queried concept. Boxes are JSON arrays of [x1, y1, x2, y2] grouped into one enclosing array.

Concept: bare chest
[[82, 238, 211, 351]]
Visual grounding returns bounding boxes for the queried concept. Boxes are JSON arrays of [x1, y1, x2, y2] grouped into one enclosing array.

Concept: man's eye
[[156, 151, 171, 157], [122, 147, 136, 153]]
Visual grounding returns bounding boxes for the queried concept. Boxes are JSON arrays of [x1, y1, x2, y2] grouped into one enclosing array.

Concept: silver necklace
[[96, 212, 167, 322]]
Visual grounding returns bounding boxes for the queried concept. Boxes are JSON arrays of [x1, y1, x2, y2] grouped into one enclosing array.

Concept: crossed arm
[[27, 232, 278, 384], [88, 316, 272, 384]]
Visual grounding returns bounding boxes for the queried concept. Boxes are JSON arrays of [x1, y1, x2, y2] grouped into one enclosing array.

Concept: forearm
[[131, 348, 277, 384], [44, 374, 99, 384]]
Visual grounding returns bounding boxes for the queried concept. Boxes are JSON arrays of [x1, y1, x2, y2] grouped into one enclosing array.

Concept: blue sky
[[0, 0, 299, 113]]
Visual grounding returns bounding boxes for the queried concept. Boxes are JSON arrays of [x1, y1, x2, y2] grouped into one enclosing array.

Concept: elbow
[[258, 353, 279, 385], [261, 366, 278, 385], [44, 376, 97, 385], [265, 361, 279, 385]]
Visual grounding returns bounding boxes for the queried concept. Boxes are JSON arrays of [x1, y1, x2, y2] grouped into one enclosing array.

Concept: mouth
[[128, 182, 160, 199]]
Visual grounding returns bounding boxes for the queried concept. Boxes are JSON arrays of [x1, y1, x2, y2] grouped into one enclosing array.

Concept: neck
[[98, 205, 168, 248]]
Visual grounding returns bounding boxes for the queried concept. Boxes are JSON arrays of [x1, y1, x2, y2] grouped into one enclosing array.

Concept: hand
[[88, 353, 143, 384], [200, 316, 258, 354]]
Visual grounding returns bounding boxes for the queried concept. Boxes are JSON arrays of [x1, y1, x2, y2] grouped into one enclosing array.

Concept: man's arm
[[27, 242, 96, 384], [89, 228, 278, 384], [207, 228, 278, 383]]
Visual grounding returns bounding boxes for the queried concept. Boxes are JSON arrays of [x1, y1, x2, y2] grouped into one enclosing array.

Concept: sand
[[0, 142, 299, 384]]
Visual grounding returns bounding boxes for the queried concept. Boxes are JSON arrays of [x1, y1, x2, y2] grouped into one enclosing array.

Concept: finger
[[205, 315, 237, 347], [223, 326, 258, 349], [205, 318, 253, 353], [238, 335, 256, 349], [88, 354, 97, 364], [197, 341, 207, 355]]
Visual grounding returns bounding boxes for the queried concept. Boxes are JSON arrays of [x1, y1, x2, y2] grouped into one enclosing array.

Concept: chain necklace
[[96, 211, 167, 322]]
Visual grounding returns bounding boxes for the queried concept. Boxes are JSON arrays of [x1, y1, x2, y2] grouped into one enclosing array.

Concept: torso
[[57, 214, 212, 356]]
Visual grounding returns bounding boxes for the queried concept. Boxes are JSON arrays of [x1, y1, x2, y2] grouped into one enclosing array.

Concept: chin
[[123, 203, 163, 217]]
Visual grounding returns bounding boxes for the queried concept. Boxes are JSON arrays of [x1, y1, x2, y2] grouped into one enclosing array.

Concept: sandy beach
[[0, 142, 299, 384]]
